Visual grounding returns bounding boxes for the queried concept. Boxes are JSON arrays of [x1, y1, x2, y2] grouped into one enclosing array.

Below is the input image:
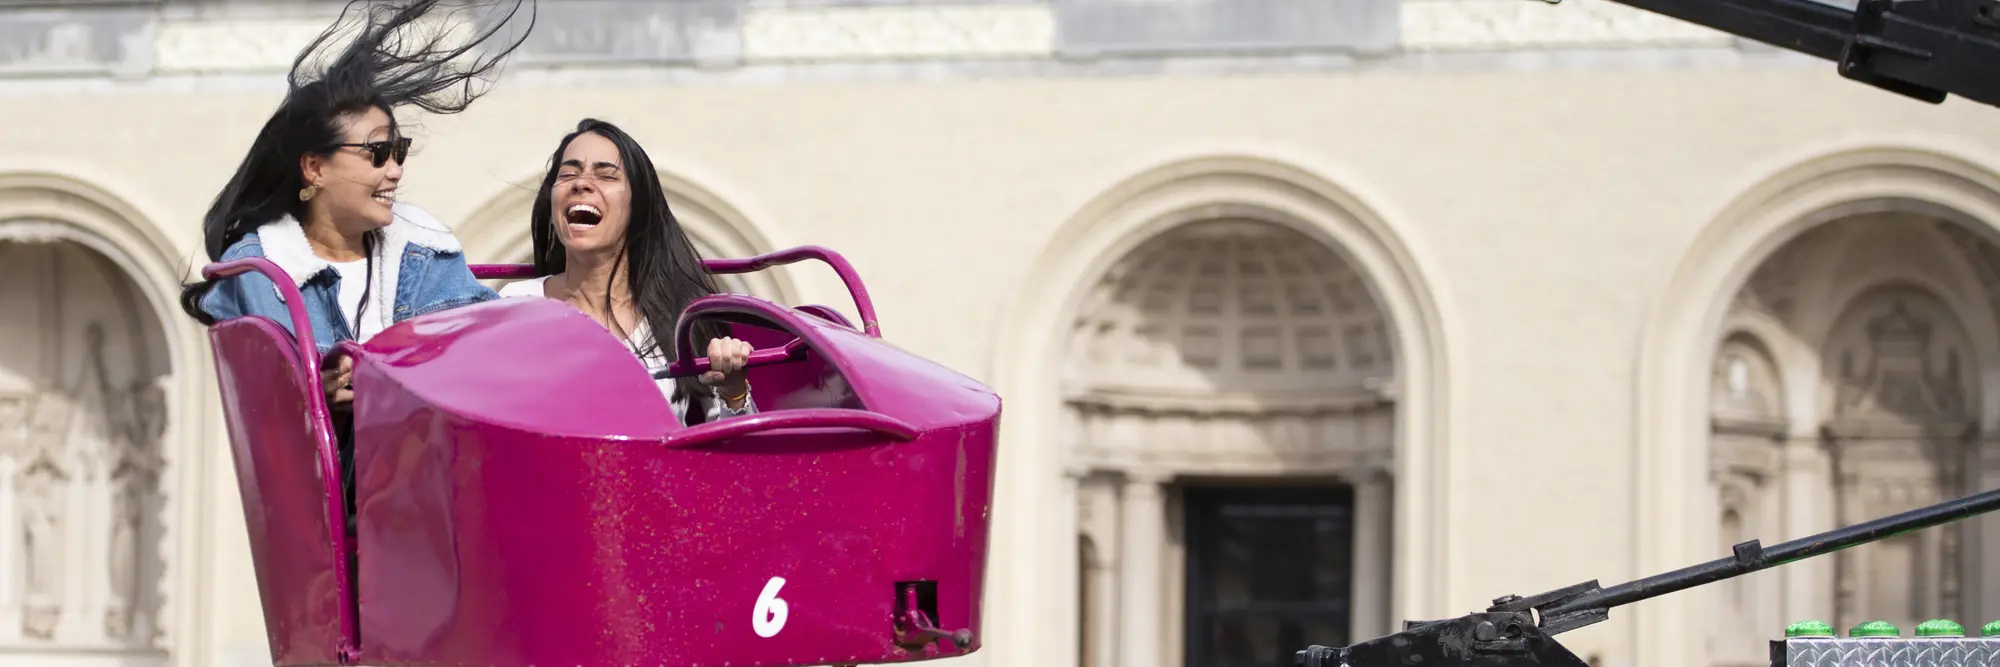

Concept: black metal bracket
[[1836, 0, 1944, 103], [1298, 613, 1593, 667], [1532, 0, 2000, 108], [1488, 580, 1607, 636]]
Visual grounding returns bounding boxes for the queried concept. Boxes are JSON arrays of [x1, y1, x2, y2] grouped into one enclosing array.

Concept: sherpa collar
[[256, 202, 463, 288]]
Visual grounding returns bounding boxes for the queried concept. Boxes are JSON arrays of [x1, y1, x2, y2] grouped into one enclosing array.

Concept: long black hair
[[179, 0, 536, 324], [530, 118, 730, 422]]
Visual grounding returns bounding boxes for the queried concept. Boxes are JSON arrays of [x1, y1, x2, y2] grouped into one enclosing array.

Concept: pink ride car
[[201, 246, 1000, 667]]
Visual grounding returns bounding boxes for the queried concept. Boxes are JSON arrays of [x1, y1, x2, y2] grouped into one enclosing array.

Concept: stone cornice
[[1065, 399, 1395, 477], [0, 0, 1777, 81], [1710, 414, 1787, 439], [1711, 434, 1780, 477], [1821, 419, 1977, 442], [742, 4, 1054, 62], [1065, 385, 1391, 416], [1401, 0, 1736, 52]]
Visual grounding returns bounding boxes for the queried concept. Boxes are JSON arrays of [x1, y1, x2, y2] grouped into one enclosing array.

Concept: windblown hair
[[530, 118, 731, 423], [179, 0, 536, 323]]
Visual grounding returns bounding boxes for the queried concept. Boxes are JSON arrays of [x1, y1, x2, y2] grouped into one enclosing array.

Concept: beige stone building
[[1, 1, 1998, 667]]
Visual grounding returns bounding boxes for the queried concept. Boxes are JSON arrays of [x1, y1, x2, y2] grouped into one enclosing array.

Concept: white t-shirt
[[331, 258, 390, 342], [497, 276, 755, 425]]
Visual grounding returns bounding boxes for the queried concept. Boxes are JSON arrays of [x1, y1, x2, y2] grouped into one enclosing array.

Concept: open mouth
[[372, 189, 397, 206], [565, 203, 603, 227]]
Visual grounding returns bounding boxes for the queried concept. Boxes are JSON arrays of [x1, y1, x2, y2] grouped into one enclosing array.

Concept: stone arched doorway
[[1066, 218, 1396, 667], [0, 235, 169, 663], [1704, 212, 2000, 666], [1635, 147, 2000, 667]]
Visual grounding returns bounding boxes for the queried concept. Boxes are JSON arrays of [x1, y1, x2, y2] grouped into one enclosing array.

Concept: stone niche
[[0, 236, 169, 660], [1708, 214, 2000, 667]]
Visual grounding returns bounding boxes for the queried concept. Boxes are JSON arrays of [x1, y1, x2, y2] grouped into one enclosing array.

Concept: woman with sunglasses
[[180, 0, 534, 530], [499, 118, 757, 426], [181, 0, 535, 411]]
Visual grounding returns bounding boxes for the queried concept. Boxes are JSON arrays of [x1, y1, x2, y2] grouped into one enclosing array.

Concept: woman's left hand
[[699, 336, 753, 396]]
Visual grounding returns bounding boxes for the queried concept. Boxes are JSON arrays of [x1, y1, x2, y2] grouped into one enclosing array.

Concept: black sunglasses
[[328, 137, 412, 168]]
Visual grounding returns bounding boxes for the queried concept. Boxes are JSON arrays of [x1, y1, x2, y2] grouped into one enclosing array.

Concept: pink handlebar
[[660, 294, 831, 381], [651, 339, 807, 380], [202, 258, 329, 398], [660, 409, 919, 449], [658, 294, 920, 444], [470, 244, 881, 338], [699, 246, 880, 337], [469, 264, 537, 279]]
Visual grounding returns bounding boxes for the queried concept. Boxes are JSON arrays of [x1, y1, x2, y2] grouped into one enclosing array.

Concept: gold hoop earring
[[298, 183, 320, 202]]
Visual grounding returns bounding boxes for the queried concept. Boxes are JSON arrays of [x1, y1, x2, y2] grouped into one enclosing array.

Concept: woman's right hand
[[323, 354, 355, 406]]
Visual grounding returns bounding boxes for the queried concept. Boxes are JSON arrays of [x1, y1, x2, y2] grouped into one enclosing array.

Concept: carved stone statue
[[16, 454, 64, 641], [16, 387, 74, 642], [105, 479, 137, 641], [0, 322, 170, 647], [106, 379, 164, 644]]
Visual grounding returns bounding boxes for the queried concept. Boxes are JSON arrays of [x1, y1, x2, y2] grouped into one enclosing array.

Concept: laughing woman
[[180, 0, 535, 408], [499, 118, 757, 426]]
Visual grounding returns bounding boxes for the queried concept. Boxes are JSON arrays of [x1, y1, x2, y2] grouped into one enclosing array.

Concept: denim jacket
[[198, 202, 497, 356]]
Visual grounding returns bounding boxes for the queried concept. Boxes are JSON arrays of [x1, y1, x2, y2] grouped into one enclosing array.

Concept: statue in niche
[[17, 459, 64, 641], [55, 323, 159, 646], [104, 380, 163, 644], [18, 390, 72, 642], [0, 395, 30, 627], [104, 473, 138, 641], [68, 325, 119, 643], [0, 322, 163, 645]]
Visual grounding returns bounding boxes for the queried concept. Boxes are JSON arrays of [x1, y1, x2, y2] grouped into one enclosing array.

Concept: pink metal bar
[[470, 244, 881, 338], [202, 258, 326, 389], [700, 246, 880, 338], [468, 263, 537, 280], [658, 408, 920, 450], [199, 257, 360, 661], [661, 294, 855, 388], [654, 337, 808, 379]]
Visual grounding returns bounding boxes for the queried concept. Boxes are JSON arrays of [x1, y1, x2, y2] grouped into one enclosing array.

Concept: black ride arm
[[1535, 0, 2000, 108], [1299, 484, 2000, 666]]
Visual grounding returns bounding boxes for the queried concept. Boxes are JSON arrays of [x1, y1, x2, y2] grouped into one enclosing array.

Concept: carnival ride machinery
[[200, 0, 2000, 665], [201, 246, 997, 667], [1293, 0, 2000, 665]]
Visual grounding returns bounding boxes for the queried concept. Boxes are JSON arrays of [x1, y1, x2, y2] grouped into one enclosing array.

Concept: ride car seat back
[[209, 316, 350, 666]]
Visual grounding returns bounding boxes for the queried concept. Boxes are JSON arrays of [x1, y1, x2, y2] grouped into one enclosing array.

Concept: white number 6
[[753, 576, 789, 638]]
